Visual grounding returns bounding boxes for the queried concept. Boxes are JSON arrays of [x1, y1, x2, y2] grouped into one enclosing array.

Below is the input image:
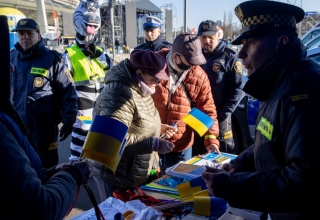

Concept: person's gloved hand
[[72, 160, 92, 185], [202, 166, 230, 199], [152, 138, 175, 154], [222, 163, 241, 173], [59, 124, 73, 142]]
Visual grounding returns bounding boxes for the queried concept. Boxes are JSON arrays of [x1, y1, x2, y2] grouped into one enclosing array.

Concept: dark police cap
[[197, 20, 219, 36], [12, 18, 40, 33], [232, 0, 305, 45]]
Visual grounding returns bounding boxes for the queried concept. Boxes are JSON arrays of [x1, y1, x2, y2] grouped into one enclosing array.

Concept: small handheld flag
[[82, 115, 128, 173], [181, 108, 214, 136], [176, 176, 207, 201], [193, 191, 227, 217]]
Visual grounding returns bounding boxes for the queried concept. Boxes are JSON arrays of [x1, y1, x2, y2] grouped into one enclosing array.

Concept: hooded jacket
[[89, 59, 161, 188], [225, 38, 320, 220]]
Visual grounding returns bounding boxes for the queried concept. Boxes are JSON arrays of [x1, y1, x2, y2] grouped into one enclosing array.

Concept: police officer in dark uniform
[[10, 18, 77, 168], [202, 1, 320, 219], [134, 16, 172, 51], [193, 20, 244, 155]]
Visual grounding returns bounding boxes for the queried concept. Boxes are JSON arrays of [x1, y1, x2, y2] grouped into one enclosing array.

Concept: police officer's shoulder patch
[[212, 59, 224, 73], [65, 68, 74, 82], [34, 76, 44, 87], [234, 61, 242, 74]]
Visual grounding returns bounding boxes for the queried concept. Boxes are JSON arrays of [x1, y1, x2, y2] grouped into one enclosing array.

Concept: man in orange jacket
[[152, 33, 220, 174]]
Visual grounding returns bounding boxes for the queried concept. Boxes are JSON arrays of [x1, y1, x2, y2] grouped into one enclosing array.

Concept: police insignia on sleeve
[[65, 69, 74, 82], [34, 77, 44, 87], [234, 61, 242, 74], [212, 59, 224, 72]]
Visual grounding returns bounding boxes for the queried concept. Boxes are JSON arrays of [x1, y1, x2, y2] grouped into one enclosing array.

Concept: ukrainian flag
[[82, 115, 128, 173], [77, 116, 93, 130], [176, 176, 207, 201], [193, 190, 227, 217], [77, 116, 93, 125], [181, 108, 214, 136]]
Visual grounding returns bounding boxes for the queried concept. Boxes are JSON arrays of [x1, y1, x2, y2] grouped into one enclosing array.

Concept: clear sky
[[150, 0, 319, 30]]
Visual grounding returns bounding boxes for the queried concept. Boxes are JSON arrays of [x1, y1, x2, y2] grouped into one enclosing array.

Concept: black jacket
[[227, 39, 320, 220], [0, 97, 83, 220], [200, 41, 244, 121], [10, 39, 78, 127]]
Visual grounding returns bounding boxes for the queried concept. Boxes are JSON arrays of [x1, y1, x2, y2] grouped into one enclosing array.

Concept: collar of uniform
[[204, 41, 224, 55], [145, 36, 162, 49], [15, 39, 45, 56]]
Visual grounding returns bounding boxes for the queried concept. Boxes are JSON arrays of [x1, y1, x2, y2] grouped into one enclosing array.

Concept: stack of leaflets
[[140, 175, 182, 198], [165, 152, 237, 180]]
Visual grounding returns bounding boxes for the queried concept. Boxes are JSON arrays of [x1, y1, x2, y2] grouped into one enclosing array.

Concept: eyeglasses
[[146, 72, 160, 84]]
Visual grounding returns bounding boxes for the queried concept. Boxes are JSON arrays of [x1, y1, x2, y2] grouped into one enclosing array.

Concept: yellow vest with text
[[66, 45, 106, 86]]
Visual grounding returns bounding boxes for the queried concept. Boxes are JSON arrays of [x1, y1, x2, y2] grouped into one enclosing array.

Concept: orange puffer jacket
[[152, 49, 219, 152]]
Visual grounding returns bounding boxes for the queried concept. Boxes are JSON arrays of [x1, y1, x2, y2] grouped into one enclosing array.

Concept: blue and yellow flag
[[193, 190, 227, 217], [181, 108, 214, 136], [176, 176, 207, 201], [77, 116, 93, 125], [82, 115, 128, 173]]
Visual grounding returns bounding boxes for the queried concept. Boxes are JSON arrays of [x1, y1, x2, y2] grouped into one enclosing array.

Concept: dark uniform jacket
[[134, 36, 172, 51], [225, 38, 320, 220], [10, 39, 78, 127], [200, 41, 244, 122], [0, 97, 83, 220]]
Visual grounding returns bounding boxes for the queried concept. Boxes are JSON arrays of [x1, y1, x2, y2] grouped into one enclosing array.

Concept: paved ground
[[109, 52, 130, 65], [58, 135, 99, 220]]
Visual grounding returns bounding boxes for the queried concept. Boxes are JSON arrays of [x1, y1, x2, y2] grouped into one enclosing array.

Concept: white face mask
[[135, 75, 156, 96]]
